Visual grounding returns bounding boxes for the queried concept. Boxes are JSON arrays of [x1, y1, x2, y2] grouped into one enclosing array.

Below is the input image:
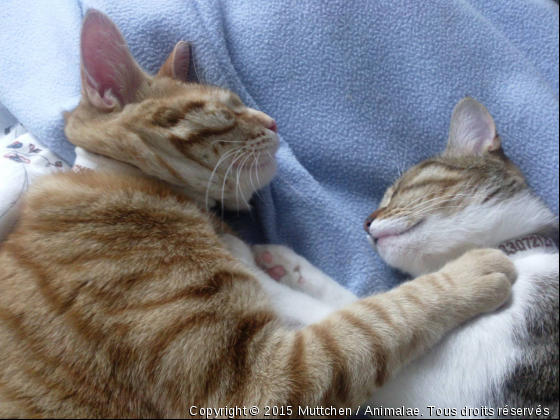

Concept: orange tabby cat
[[0, 10, 516, 418]]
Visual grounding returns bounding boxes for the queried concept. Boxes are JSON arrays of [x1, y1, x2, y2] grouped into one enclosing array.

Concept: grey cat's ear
[[80, 10, 147, 110], [157, 41, 193, 82], [445, 98, 501, 157]]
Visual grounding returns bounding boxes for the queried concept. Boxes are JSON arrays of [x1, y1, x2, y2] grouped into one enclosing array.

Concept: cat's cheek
[[377, 235, 405, 255], [376, 241, 397, 264]]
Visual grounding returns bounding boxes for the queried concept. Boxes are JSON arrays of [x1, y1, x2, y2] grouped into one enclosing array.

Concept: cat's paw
[[253, 245, 322, 296], [439, 248, 517, 314]]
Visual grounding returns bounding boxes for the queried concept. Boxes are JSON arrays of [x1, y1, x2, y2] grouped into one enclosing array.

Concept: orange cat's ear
[[157, 41, 192, 82], [80, 9, 147, 110], [445, 97, 501, 157]]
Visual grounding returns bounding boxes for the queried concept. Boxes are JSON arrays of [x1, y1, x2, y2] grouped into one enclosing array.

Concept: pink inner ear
[[81, 10, 142, 106], [447, 98, 499, 157], [470, 109, 497, 156], [172, 42, 191, 81]]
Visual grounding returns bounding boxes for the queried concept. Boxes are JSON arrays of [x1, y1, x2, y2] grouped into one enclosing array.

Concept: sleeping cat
[[255, 98, 558, 418], [0, 10, 516, 419]]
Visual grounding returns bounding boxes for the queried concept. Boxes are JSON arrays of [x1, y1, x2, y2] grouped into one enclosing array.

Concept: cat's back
[[0, 170, 273, 418], [0, 170, 223, 303], [0, 169, 223, 266]]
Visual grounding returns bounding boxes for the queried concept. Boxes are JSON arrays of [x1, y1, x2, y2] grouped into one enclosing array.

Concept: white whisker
[[221, 149, 250, 215], [402, 192, 479, 220], [254, 151, 263, 190], [266, 152, 356, 225], [248, 146, 262, 201], [235, 159, 242, 211], [205, 146, 247, 212], [403, 184, 480, 213], [408, 186, 480, 213], [236, 152, 253, 211], [401, 184, 473, 212]]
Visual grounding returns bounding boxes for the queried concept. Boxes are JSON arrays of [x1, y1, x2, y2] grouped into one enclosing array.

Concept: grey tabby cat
[[362, 98, 558, 419]]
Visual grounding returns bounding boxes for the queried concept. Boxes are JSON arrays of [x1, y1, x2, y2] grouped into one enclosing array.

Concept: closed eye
[[220, 109, 235, 121], [229, 94, 243, 107], [226, 95, 245, 114]]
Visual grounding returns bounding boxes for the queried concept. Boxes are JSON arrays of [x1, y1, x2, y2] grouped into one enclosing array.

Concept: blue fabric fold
[[1, 0, 558, 295]]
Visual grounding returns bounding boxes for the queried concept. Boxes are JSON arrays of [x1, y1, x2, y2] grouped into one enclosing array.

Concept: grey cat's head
[[365, 98, 558, 276]]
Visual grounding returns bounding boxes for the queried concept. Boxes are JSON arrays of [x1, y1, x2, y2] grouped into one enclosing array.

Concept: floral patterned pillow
[[0, 124, 70, 241]]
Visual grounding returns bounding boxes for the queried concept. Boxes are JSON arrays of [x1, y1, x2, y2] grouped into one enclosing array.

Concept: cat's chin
[[374, 238, 417, 276], [370, 233, 438, 277], [220, 159, 278, 211], [374, 233, 470, 278]]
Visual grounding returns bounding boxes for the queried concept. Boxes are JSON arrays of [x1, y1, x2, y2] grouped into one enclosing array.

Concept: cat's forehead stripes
[[377, 153, 527, 222], [151, 102, 206, 128], [169, 125, 240, 159], [413, 159, 468, 173], [396, 178, 460, 195], [392, 159, 469, 199]]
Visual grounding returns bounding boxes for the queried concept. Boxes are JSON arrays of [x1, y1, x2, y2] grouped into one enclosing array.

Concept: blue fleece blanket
[[1, 0, 558, 295]]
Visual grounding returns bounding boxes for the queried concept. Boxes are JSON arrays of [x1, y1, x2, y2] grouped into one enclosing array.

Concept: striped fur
[[0, 13, 518, 418], [0, 177, 516, 418]]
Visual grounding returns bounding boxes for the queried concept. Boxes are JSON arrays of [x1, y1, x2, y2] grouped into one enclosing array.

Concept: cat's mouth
[[370, 219, 425, 244]]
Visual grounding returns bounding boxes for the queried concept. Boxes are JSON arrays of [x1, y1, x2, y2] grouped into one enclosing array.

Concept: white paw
[[252, 245, 324, 297]]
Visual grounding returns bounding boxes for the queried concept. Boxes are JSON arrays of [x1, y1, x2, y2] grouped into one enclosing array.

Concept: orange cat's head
[[65, 10, 279, 210]]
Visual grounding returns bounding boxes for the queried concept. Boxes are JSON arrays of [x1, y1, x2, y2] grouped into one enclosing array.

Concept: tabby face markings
[[141, 83, 281, 210], [65, 10, 279, 211], [364, 98, 555, 276]]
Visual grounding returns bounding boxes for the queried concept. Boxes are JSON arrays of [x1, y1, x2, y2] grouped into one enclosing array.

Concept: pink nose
[[267, 120, 278, 133]]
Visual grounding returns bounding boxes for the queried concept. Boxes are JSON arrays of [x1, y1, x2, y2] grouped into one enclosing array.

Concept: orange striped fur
[[0, 11, 517, 419]]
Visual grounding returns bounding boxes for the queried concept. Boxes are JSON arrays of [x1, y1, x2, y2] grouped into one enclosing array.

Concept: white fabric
[[0, 126, 71, 241], [74, 146, 143, 176], [0, 123, 142, 243]]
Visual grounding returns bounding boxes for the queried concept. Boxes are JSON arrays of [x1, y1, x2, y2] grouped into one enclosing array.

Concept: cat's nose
[[248, 109, 278, 133], [266, 120, 278, 133], [364, 209, 382, 233], [364, 217, 374, 233]]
